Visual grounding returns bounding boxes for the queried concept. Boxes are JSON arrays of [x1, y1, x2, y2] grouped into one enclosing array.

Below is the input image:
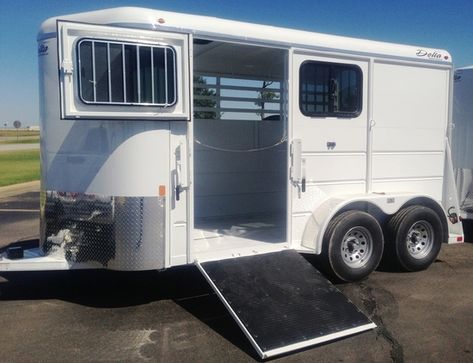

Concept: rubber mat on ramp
[[196, 249, 375, 358]]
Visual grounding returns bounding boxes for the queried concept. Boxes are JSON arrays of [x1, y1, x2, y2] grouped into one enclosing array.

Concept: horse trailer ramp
[[196, 250, 376, 358]]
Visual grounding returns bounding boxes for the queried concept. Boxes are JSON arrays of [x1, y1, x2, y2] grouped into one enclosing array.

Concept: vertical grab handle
[[175, 143, 183, 201], [176, 185, 181, 201], [174, 142, 189, 201], [301, 158, 306, 193], [291, 139, 306, 193]]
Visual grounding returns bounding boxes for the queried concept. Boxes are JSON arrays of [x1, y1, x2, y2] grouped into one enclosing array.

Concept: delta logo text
[[38, 43, 48, 56], [416, 49, 449, 61]]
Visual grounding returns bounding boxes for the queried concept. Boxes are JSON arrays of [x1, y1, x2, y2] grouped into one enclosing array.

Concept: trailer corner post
[[366, 57, 375, 194]]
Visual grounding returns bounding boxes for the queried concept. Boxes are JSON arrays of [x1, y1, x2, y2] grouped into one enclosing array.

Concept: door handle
[[175, 142, 187, 201], [176, 184, 182, 201], [291, 139, 306, 193], [291, 139, 302, 182], [301, 157, 306, 193]]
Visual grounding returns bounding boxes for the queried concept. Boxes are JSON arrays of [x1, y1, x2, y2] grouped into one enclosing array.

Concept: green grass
[[0, 150, 40, 187], [0, 137, 40, 145], [0, 130, 40, 137]]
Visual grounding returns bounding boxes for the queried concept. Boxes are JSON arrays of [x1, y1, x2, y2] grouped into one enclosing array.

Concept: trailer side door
[[290, 51, 369, 248]]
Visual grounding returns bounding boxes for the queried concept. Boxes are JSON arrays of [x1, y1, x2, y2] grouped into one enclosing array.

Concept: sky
[[0, 0, 472, 126]]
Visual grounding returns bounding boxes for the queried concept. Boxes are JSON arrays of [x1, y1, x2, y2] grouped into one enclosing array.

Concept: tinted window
[[78, 39, 177, 106], [124, 44, 138, 103], [139, 46, 153, 104], [79, 41, 93, 102], [109, 44, 124, 102], [94, 42, 109, 102], [300, 61, 362, 117]]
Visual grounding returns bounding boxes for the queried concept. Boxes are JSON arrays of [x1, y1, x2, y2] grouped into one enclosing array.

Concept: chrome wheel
[[406, 220, 434, 259], [341, 226, 373, 268]]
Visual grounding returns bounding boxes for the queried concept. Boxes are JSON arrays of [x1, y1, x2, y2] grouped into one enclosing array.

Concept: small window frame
[[299, 60, 363, 118], [76, 38, 178, 108]]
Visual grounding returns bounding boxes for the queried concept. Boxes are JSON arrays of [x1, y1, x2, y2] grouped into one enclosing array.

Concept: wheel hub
[[406, 221, 434, 259], [341, 226, 373, 268], [346, 238, 358, 253]]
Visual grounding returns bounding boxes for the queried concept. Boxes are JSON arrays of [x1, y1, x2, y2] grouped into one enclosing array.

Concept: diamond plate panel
[[40, 191, 165, 270]]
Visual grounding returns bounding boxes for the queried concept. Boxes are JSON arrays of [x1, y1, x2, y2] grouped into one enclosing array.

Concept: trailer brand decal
[[38, 43, 48, 56], [416, 49, 448, 60]]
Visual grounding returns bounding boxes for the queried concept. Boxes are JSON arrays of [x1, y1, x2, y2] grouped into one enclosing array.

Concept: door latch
[[291, 139, 306, 193], [175, 184, 189, 201], [61, 60, 73, 75], [175, 142, 188, 201], [326, 141, 336, 150]]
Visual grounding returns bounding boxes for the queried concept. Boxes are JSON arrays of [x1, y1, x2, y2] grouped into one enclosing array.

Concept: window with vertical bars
[[299, 61, 362, 117], [77, 39, 177, 106]]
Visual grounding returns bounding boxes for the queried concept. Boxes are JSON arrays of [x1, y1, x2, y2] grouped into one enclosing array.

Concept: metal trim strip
[[263, 323, 377, 358]]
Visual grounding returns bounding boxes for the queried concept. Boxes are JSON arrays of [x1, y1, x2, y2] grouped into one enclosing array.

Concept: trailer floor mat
[[196, 250, 376, 359]]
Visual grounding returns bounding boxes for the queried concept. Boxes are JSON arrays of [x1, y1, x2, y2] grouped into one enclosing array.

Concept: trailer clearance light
[[457, 236, 463, 242], [159, 185, 166, 197]]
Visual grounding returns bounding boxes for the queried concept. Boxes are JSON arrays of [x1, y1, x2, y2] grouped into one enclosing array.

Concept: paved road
[[0, 191, 39, 247], [0, 143, 39, 152], [0, 190, 472, 362]]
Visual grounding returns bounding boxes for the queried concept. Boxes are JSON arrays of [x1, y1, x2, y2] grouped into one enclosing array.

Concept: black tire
[[385, 205, 443, 271], [322, 210, 384, 282]]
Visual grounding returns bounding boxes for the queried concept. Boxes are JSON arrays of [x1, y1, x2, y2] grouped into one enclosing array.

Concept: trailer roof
[[39, 7, 452, 65]]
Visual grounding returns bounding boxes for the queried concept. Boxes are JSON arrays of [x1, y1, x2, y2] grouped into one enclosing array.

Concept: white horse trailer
[[0, 7, 464, 358]]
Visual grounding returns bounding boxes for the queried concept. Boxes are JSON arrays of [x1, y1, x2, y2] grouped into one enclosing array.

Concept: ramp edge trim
[[263, 322, 376, 358], [195, 259, 377, 359]]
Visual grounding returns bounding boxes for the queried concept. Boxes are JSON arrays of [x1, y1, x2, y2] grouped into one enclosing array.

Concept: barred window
[[300, 61, 362, 117], [78, 39, 176, 106]]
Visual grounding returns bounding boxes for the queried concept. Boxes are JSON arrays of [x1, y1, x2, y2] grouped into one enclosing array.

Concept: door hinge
[[61, 60, 73, 75], [290, 139, 302, 182], [369, 119, 376, 130]]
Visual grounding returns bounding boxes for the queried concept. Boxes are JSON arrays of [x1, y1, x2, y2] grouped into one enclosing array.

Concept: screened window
[[77, 39, 177, 106], [300, 61, 362, 117]]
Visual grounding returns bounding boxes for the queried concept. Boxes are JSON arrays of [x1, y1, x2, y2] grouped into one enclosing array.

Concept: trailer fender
[[301, 193, 449, 254]]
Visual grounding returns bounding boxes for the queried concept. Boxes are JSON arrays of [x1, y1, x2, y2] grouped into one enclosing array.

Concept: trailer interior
[[192, 40, 288, 260]]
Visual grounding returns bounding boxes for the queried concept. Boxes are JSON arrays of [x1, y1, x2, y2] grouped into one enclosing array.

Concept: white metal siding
[[371, 62, 449, 200], [40, 7, 452, 66]]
